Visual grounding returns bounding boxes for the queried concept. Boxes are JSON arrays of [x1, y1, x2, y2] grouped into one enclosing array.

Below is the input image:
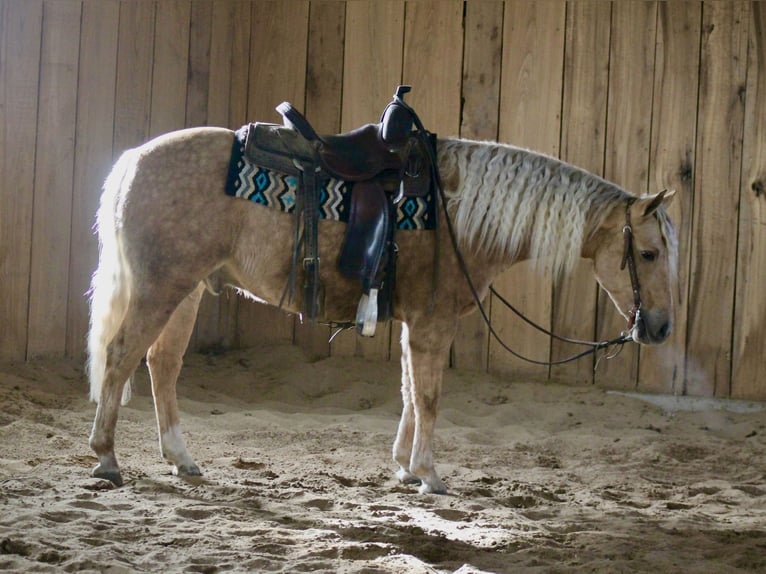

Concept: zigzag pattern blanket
[[225, 126, 436, 231]]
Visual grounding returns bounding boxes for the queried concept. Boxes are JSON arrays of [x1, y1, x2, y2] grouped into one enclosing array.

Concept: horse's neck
[[439, 138, 624, 276]]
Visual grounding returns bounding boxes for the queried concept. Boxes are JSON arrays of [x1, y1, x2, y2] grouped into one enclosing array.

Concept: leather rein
[[434, 155, 642, 367]]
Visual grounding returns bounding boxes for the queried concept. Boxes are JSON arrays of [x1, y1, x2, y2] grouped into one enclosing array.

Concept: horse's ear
[[636, 189, 676, 218]]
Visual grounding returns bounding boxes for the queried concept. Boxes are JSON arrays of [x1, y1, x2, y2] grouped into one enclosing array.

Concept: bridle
[[620, 198, 643, 331]]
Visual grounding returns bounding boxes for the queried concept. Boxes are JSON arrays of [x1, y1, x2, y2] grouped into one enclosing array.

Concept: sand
[[1, 343, 764, 573]]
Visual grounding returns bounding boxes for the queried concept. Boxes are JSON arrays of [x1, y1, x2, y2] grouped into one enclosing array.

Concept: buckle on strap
[[620, 224, 633, 271]]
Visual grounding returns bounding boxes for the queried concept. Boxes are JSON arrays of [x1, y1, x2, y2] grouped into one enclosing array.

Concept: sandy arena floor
[[1, 343, 764, 573]]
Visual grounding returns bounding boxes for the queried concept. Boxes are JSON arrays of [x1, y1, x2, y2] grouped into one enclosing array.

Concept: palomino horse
[[87, 127, 677, 494]]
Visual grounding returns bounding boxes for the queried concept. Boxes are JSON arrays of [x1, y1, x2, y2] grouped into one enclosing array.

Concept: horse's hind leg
[[90, 290, 194, 486], [146, 283, 204, 477]]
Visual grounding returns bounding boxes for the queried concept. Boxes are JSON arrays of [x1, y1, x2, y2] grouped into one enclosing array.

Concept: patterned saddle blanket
[[225, 126, 435, 231]]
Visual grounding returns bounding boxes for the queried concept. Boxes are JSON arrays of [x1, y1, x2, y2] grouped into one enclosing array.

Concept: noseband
[[620, 199, 642, 331]]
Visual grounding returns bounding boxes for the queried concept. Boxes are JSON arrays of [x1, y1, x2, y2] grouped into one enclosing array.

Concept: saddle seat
[[276, 86, 416, 183]]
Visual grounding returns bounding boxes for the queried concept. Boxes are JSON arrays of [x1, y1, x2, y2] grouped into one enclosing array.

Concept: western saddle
[[242, 86, 437, 337]]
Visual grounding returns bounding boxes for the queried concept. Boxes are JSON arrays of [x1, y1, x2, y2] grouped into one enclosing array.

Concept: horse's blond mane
[[438, 138, 633, 277]]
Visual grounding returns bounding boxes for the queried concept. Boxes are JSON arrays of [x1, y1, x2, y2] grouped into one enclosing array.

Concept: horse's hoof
[[417, 475, 448, 495], [92, 464, 123, 487], [173, 463, 202, 477], [396, 468, 421, 485], [418, 482, 448, 495]]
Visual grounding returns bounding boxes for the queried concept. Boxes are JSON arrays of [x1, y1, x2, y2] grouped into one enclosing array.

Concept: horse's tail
[[87, 150, 136, 406]]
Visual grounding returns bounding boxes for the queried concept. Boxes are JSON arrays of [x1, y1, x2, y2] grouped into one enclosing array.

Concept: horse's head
[[589, 190, 678, 345]]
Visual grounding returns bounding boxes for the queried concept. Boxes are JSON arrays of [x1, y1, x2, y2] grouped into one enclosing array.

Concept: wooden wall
[[1, 1, 764, 400]]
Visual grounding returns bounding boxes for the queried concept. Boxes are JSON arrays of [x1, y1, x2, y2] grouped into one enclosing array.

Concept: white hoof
[[418, 476, 448, 495], [173, 463, 202, 477], [396, 467, 421, 485]]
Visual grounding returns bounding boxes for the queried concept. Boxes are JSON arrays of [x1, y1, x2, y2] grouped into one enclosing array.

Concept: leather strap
[[299, 160, 323, 320], [620, 200, 642, 330]]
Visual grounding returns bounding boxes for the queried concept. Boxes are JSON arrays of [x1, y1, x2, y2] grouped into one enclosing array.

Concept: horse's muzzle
[[631, 308, 671, 345]]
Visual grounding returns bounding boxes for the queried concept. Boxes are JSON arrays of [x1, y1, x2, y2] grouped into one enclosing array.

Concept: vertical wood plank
[[0, 0, 43, 360], [595, 2, 658, 389], [27, 0, 82, 357], [207, 0, 252, 129], [489, 0, 565, 380], [451, 0, 503, 372], [401, 1, 463, 133], [686, 1, 748, 397], [237, 0, 309, 348], [331, 0, 405, 359], [113, 0, 155, 155], [638, 2, 701, 395], [66, 0, 120, 359], [207, 0, 236, 128], [550, 1, 611, 384], [304, 1, 345, 130], [186, 0, 212, 127], [340, 1, 405, 132], [228, 1, 252, 128], [732, 2, 766, 400], [294, 0, 346, 360], [149, 0, 190, 138]]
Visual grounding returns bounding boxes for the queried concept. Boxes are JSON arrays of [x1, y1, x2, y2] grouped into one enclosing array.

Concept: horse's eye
[[640, 250, 656, 262]]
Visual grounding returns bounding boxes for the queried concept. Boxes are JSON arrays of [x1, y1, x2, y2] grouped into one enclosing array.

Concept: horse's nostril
[[657, 321, 671, 340]]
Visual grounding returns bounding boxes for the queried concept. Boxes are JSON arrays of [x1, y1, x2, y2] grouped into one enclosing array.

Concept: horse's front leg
[[146, 283, 204, 477], [393, 321, 455, 494], [393, 332, 418, 485]]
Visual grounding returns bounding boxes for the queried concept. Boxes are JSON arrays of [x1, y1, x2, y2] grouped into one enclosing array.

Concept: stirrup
[[355, 288, 378, 337]]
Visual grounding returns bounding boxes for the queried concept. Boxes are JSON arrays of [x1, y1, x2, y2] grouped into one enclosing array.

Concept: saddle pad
[[225, 125, 435, 231]]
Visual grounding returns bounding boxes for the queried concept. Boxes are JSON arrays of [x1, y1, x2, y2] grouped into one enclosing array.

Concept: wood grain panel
[[595, 2, 658, 389], [66, 0, 120, 359], [686, 2, 748, 397], [551, 1, 611, 384], [639, 3, 701, 395], [401, 1, 463, 133], [27, 0, 82, 357], [113, 1, 155, 155], [207, 0, 237, 128], [228, 2, 251, 127], [340, 1, 405, 131], [451, 0, 503, 372], [149, 0, 190, 138], [732, 2, 766, 400], [0, 0, 43, 360], [489, 0, 565, 380], [186, 0, 212, 127]]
